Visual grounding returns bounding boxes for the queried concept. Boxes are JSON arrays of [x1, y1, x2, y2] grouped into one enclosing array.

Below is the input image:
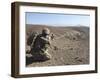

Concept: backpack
[[27, 32, 38, 46]]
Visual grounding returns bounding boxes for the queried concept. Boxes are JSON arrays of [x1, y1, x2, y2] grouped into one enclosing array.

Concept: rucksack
[[27, 32, 38, 46]]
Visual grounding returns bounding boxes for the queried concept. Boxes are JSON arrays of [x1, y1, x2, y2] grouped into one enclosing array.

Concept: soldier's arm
[[41, 37, 50, 44]]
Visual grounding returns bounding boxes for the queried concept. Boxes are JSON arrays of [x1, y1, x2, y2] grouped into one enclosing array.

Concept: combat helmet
[[42, 28, 50, 35]]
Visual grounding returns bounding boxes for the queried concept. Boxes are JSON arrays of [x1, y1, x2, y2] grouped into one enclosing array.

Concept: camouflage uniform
[[30, 28, 51, 61]]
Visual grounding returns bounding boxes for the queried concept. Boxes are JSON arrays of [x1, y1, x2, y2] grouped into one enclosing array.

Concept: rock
[[69, 48, 73, 50], [54, 46, 58, 50], [74, 57, 79, 59]]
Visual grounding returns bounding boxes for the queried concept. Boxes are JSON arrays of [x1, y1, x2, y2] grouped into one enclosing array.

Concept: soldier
[[30, 28, 51, 61]]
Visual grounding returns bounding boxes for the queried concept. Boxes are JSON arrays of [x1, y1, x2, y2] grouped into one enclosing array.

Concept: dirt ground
[[26, 24, 89, 67]]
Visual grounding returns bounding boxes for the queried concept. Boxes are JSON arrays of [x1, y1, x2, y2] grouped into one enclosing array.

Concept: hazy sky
[[26, 12, 90, 27]]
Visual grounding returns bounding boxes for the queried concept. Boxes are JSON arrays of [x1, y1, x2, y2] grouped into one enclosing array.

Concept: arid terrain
[[26, 24, 89, 67]]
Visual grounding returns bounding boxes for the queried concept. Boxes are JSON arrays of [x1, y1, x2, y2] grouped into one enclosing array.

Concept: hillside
[[26, 24, 89, 67]]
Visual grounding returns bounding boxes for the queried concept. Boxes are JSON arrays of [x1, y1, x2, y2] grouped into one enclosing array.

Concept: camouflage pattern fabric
[[30, 33, 51, 61]]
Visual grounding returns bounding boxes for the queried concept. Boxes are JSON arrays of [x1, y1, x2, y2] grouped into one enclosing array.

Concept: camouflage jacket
[[31, 34, 51, 52]]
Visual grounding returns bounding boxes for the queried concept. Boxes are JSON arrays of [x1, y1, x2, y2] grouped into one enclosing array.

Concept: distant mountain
[[26, 24, 89, 28]]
